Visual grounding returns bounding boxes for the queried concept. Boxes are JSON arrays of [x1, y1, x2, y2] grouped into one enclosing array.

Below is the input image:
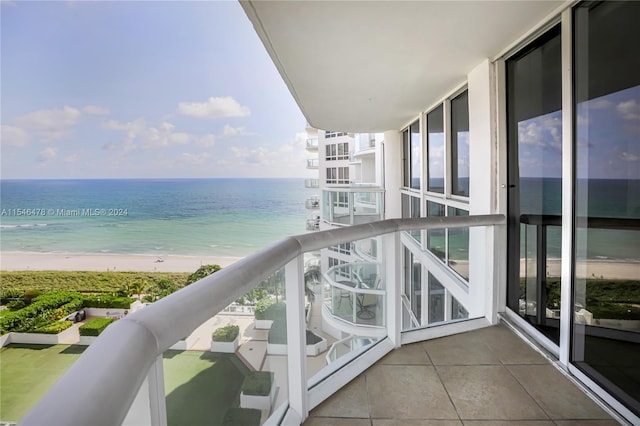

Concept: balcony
[[304, 179, 319, 189], [305, 138, 318, 151], [306, 159, 319, 169], [18, 215, 622, 426], [305, 196, 320, 210], [322, 187, 383, 226], [306, 217, 319, 231], [305, 323, 617, 424]]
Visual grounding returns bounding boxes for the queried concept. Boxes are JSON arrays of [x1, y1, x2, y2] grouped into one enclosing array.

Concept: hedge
[[79, 317, 115, 336], [212, 325, 239, 342], [30, 320, 74, 334], [0, 291, 83, 334], [241, 371, 274, 396], [253, 298, 274, 320], [82, 295, 134, 309]]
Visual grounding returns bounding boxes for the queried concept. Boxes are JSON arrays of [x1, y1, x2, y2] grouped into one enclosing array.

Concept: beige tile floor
[[305, 324, 621, 425]]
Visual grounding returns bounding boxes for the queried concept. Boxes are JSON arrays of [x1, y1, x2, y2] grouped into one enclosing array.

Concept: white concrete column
[[467, 58, 498, 321], [285, 255, 308, 419], [383, 130, 402, 219]]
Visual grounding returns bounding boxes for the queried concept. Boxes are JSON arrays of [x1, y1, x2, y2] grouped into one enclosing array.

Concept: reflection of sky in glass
[[411, 128, 421, 187], [517, 110, 562, 178], [456, 131, 469, 178], [428, 132, 444, 189], [576, 85, 640, 180]]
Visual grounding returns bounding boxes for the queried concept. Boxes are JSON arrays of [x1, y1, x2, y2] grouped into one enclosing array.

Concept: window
[[328, 257, 348, 278], [447, 207, 469, 280], [329, 243, 351, 255], [402, 193, 422, 243], [402, 120, 421, 189], [427, 105, 445, 193], [326, 167, 349, 184], [426, 201, 445, 261], [325, 142, 349, 161], [325, 131, 346, 139], [451, 91, 469, 196], [572, 1, 640, 416]]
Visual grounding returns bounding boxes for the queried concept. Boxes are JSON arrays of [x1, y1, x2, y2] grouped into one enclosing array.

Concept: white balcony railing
[[305, 196, 320, 210], [322, 188, 384, 226], [305, 178, 319, 188], [22, 214, 504, 426], [306, 159, 319, 169], [306, 138, 319, 150]]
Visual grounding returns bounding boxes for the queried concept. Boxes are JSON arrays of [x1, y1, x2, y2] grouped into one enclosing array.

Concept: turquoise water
[[0, 179, 310, 257]]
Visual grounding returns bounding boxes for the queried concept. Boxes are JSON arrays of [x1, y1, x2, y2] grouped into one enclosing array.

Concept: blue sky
[[1, 1, 311, 179]]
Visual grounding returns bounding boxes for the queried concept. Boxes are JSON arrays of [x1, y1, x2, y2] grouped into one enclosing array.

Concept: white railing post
[[384, 231, 402, 348], [148, 355, 167, 426], [285, 254, 308, 420]]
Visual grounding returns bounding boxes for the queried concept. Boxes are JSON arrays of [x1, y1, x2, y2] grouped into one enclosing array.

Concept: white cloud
[[230, 146, 271, 165], [617, 100, 640, 121], [37, 147, 58, 162], [64, 153, 80, 163], [83, 105, 110, 115], [197, 134, 216, 147], [588, 99, 613, 110], [518, 113, 562, 152], [620, 152, 640, 162], [16, 106, 81, 142], [1, 125, 30, 147], [178, 96, 250, 119], [175, 152, 211, 166], [222, 124, 251, 137]]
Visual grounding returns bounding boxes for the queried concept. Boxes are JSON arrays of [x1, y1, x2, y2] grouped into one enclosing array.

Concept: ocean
[[0, 179, 310, 257]]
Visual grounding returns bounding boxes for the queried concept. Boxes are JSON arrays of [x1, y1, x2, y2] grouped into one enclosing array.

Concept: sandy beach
[[0, 251, 242, 273]]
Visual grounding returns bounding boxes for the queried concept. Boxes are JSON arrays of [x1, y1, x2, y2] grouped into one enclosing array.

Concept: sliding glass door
[[572, 1, 640, 416], [506, 26, 562, 344]]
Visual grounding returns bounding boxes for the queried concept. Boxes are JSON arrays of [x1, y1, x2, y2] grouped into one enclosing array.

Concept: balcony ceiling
[[241, 0, 564, 132]]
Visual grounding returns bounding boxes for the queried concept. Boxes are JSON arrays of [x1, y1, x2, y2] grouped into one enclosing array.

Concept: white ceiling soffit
[[241, 1, 564, 132]]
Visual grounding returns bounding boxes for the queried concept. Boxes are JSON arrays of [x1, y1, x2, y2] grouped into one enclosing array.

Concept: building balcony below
[[322, 187, 384, 226], [306, 138, 319, 151], [305, 196, 320, 210], [305, 179, 319, 189], [306, 159, 319, 169]]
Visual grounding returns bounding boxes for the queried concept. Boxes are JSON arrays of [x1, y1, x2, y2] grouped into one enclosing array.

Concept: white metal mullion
[[559, 7, 574, 369], [285, 255, 308, 420]]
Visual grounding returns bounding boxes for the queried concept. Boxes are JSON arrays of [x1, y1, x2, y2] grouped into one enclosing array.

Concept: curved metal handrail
[[22, 214, 504, 426]]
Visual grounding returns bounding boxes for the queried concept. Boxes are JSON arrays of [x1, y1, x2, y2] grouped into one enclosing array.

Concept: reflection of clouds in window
[[518, 110, 562, 178], [616, 99, 640, 121], [457, 131, 469, 177], [576, 85, 640, 179]]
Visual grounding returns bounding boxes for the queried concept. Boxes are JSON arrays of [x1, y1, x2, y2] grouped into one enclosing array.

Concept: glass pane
[[506, 25, 562, 344], [403, 129, 410, 187], [428, 273, 445, 324], [451, 91, 469, 196], [427, 201, 445, 261], [447, 207, 469, 281], [427, 105, 445, 193], [410, 121, 421, 189], [572, 1, 640, 416]]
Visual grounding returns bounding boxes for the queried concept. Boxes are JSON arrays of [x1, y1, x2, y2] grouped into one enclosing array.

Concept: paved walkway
[[305, 324, 621, 425]]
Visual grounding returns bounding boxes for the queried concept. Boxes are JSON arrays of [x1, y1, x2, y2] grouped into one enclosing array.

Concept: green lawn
[[0, 345, 250, 425]]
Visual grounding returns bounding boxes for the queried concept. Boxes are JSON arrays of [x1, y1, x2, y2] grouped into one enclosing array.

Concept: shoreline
[[0, 251, 242, 273]]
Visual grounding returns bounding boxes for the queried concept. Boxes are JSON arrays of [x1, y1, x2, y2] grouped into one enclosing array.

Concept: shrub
[[589, 304, 640, 321], [241, 371, 274, 396], [222, 408, 260, 426], [82, 295, 134, 309], [30, 320, 73, 334], [6, 300, 26, 311], [0, 291, 83, 334], [186, 264, 222, 285], [79, 317, 115, 336], [212, 325, 239, 342], [254, 298, 275, 320], [263, 302, 286, 321], [0, 288, 23, 304]]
